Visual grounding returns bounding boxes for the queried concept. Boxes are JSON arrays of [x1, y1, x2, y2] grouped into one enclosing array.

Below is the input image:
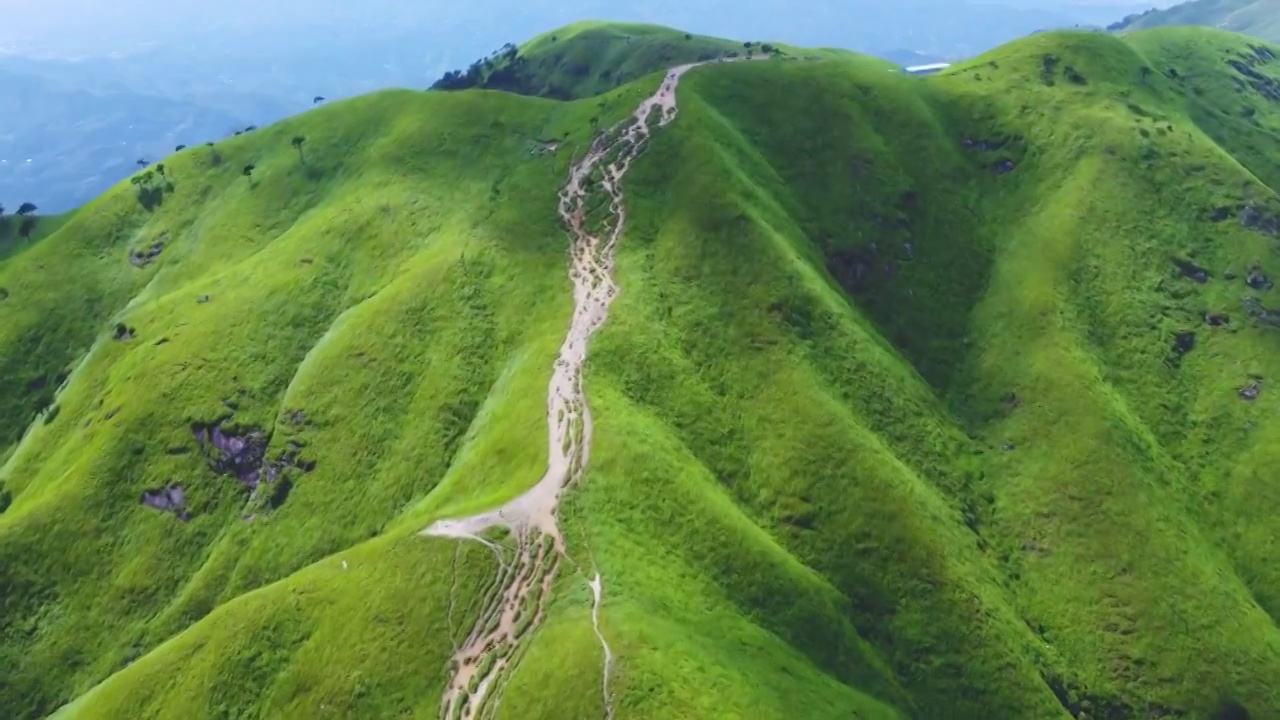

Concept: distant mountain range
[[2, 0, 1168, 212], [1109, 0, 1280, 40]]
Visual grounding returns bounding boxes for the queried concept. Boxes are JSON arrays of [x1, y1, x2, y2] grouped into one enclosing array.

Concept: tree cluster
[[430, 43, 520, 91], [0, 202, 39, 239]]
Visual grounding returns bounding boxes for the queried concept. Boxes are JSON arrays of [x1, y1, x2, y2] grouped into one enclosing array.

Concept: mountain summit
[[4, 20, 1280, 720]]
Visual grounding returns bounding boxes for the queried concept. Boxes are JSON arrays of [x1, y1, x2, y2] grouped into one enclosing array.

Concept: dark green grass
[[6, 20, 1280, 720]]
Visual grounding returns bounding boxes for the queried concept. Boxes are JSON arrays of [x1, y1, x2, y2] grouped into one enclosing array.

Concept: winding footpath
[[420, 58, 754, 720]]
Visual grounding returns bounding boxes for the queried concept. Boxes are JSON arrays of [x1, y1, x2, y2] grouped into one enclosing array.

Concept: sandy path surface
[[421, 56, 760, 720]]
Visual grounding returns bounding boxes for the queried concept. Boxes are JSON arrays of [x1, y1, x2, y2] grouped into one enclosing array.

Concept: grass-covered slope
[[1110, 0, 1280, 41], [427, 21, 847, 100], [6, 19, 1280, 720]]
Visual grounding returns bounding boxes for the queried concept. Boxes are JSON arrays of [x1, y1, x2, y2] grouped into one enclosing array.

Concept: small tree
[[176, 144, 187, 151], [243, 164, 255, 179], [136, 158, 148, 168], [156, 163, 166, 177], [0, 203, 5, 217], [313, 96, 326, 104], [291, 135, 306, 163], [18, 217, 36, 239], [16, 202, 36, 216]]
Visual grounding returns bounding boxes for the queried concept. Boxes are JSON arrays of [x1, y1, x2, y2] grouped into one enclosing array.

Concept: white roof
[[904, 62, 951, 72]]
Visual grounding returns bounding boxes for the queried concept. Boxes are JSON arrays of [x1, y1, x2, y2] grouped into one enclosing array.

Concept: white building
[[903, 63, 951, 76]]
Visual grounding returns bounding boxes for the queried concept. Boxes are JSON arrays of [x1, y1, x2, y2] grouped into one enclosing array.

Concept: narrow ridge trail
[[421, 57, 753, 720]]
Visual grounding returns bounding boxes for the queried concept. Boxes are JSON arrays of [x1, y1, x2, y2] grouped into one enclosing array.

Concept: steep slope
[[1110, 0, 1280, 41], [6, 20, 1280, 720]]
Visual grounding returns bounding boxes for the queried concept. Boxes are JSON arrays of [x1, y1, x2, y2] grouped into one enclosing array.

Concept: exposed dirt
[[421, 57, 763, 720]]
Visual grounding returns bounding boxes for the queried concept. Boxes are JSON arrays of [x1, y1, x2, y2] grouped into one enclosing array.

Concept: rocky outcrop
[[1243, 296, 1280, 327], [140, 484, 189, 521], [1239, 203, 1280, 235], [1166, 331, 1195, 368], [191, 419, 314, 500], [129, 241, 165, 268], [1246, 264, 1273, 290], [1172, 257, 1210, 283]]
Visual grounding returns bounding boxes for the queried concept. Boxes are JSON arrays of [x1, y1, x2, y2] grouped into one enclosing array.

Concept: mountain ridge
[[3, 19, 1280, 720]]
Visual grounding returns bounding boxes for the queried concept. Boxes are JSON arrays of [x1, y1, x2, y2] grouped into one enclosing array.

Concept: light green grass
[[5, 19, 1280, 720]]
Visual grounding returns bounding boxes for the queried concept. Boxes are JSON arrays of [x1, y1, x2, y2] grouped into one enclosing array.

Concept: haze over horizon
[[0, 0, 1189, 213], [1, 0, 1180, 56]]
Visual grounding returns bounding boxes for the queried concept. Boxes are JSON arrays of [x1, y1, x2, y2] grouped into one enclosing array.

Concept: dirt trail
[[421, 57, 759, 720]]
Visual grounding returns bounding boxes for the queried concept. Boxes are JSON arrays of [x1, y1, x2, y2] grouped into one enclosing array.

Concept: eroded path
[[421, 58, 753, 720]]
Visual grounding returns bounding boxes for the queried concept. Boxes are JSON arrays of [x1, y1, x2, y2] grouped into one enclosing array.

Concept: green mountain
[[1109, 0, 1280, 40], [5, 19, 1280, 720]]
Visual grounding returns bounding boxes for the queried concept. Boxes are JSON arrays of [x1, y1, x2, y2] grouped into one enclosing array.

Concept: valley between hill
[[3, 20, 1280, 720]]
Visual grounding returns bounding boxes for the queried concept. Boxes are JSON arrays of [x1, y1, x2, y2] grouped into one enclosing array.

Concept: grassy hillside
[[427, 21, 853, 100], [5, 19, 1280, 720], [1110, 0, 1280, 41]]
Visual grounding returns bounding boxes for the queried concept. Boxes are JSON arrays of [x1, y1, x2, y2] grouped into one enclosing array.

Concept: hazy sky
[[0, 0, 1186, 56]]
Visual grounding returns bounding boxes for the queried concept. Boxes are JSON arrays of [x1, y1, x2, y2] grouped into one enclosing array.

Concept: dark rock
[[1240, 379, 1262, 400], [1166, 331, 1195, 368], [129, 241, 165, 268], [1250, 44, 1278, 63], [1172, 257, 1210, 283], [1210, 206, 1233, 222], [112, 323, 135, 341], [1246, 264, 1273, 290], [190, 418, 316, 501], [902, 242, 914, 260], [0, 288, 8, 301], [1227, 57, 1280, 102], [990, 159, 1016, 174], [140, 484, 190, 521], [1225, 270, 1237, 280], [1002, 392, 1020, 409], [1213, 699, 1252, 720], [267, 477, 293, 510], [196, 295, 211, 304], [1243, 296, 1280, 326], [827, 248, 878, 295], [1239, 204, 1280, 235], [1204, 312, 1231, 326]]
